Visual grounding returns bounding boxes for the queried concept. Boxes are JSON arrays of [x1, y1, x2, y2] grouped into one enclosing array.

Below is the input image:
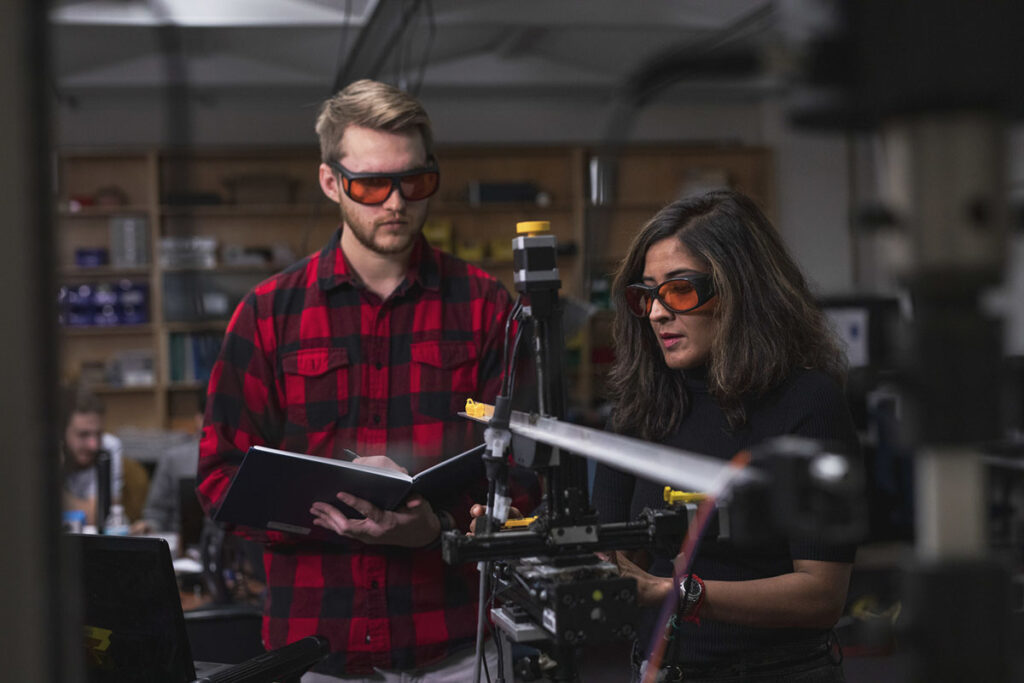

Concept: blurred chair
[[121, 456, 150, 521], [188, 517, 269, 665], [185, 603, 265, 664]]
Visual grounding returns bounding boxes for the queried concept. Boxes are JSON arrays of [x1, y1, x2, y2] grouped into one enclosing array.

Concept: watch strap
[[678, 573, 705, 624]]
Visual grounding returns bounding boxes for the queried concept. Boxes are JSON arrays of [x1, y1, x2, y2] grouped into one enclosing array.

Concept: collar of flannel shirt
[[316, 226, 441, 294]]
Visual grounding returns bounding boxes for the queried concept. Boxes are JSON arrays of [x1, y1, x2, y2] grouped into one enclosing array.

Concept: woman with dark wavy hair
[[593, 189, 857, 682]]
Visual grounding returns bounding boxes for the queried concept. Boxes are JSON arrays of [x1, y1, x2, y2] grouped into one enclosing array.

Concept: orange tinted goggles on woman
[[326, 158, 440, 205], [625, 274, 716, 317]]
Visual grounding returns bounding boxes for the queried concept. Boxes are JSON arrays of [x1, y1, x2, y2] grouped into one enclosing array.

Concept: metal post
[[883, 112, 1013, 682], [0, 0, 75, 680]]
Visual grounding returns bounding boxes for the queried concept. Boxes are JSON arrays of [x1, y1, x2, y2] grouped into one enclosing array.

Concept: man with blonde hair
[[198, 79, 521, 681]]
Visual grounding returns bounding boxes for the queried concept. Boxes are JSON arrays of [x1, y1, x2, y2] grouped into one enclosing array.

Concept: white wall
[[760, 100, 852, 295]]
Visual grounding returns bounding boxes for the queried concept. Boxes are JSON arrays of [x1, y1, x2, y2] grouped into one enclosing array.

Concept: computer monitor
[[70, 533, 329, 683], [72, 534, 197, 683], [821, 295, 903, 372]]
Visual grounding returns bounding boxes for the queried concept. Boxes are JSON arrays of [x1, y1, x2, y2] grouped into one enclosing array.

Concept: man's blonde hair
[[315, 79, 434, 162]]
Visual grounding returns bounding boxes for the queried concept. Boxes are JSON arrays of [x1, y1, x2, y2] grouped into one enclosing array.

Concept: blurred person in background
[[131, 390, 205, 534], [61, 382, 123, 526]]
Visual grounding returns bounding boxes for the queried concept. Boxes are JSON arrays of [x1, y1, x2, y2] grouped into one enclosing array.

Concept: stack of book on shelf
[[169, 332, 222, 383]]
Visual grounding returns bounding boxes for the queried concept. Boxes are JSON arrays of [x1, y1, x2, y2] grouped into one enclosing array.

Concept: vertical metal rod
[[883, 112, 1006, 558]]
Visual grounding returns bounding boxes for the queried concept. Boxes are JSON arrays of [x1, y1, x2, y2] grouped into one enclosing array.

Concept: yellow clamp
[[503, 516, 538, 529], [663, 486, 708, 505], [464, 399, 495, 419]]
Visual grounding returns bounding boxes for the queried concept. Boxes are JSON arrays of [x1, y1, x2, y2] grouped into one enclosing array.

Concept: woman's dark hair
[[607, 189, 846, 440]]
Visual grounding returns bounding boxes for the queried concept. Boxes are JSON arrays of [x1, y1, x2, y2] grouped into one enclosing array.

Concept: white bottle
[[104, 504, 130, 536]]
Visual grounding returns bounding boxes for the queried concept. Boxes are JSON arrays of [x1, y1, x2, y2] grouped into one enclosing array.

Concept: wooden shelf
[[587, 202, 674, 212], [161, 264, 281, 274], [465, 252, 577, 270], [163, 320, 229, 333], [58, 205, 151, 218], [430, 201, 574, 213], [167, 381, 209, 391], [92, 383, 158, 394], [57, 143, 772, 427], [62, 324, 154, 337], [160, 203, 334, 217], [58, 266, 151, 279]]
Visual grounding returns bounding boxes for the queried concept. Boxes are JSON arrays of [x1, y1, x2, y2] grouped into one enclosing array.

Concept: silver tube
[[485, 410, 765, 496]]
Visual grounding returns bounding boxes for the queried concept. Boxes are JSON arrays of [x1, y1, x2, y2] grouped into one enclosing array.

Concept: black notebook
[[212, 443, 485, 537]]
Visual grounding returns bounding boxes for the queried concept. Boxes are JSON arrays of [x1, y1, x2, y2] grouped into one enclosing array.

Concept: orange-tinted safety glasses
[[326, 157, 440, 205], [625, 274, 716, 317]]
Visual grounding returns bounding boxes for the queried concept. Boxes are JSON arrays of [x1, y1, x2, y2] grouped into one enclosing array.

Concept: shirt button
[[373, 414, 381, 424], [365, 634, 371, 643], [371, 580, 379, 589], [375, 361, 382, 370]]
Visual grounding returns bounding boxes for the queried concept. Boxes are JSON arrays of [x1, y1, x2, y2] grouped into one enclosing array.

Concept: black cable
[[332, 0, 354, 90], [487, 579, 505, 683], [506, 569, 533, 597], [501, 297, 523, 395], [505, 322, 526, 398], [476, 295, 521, 683], [397, 0, 411, 89], [503, 298, 523, 382], [473, 559, 491, 683], [410, 0, 436, 96]]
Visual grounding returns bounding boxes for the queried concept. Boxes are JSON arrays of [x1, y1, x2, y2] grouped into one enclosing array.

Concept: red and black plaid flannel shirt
[[197, 227, 514, 675]]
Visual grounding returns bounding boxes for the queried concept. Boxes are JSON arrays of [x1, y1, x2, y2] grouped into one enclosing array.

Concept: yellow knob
[[516, 221, 550, 235], [663, 486, 708, 504]]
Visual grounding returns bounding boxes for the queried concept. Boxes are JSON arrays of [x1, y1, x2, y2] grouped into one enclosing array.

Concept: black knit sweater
[[592, 366, 859, 663]]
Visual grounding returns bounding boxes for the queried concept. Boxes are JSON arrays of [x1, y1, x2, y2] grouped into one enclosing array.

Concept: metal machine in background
[[443, 222, 865, 682], [581, 2, 1024, 679], [446, 4, 1024, 680], [785, 3, 1024, 681]]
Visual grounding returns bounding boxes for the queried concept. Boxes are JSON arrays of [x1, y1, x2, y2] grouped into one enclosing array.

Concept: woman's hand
[[467, 503, 522, 535], [603, 550, 674, 607]]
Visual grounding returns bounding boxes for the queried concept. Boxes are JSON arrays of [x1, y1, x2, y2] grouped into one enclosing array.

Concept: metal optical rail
[[462, 408, 765, 497]]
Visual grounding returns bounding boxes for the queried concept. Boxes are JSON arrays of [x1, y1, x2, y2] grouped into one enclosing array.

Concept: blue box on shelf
[[92, 283, 119, 326], [74, 247, 109, 268], [64, 283, 94, 326], [58, 280, 150, 327], [117, 281, 149, 325]]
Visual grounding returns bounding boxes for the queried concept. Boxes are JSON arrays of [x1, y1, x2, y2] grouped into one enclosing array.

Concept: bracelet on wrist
[[436, 511, 454, 533], [678, 573, 705, 624], [423, 511, 454, 549]]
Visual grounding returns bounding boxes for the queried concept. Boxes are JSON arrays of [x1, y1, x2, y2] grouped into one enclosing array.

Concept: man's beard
[[341, 206, 425, 256], [63, 443, 96, 471]]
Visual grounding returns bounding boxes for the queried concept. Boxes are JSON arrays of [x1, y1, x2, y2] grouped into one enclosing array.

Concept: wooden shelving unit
[[56, 144, 772, 428]]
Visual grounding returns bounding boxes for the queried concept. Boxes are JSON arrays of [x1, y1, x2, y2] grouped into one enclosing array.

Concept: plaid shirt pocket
[[281, 347, 350, 430], [409, 341, 478, 422]]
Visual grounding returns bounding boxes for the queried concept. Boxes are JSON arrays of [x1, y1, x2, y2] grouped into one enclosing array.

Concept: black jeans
[[632, 633, 844, 683]]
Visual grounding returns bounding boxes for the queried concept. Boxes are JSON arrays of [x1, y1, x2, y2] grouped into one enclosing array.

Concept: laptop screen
[[71, 534, 196, 683]]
